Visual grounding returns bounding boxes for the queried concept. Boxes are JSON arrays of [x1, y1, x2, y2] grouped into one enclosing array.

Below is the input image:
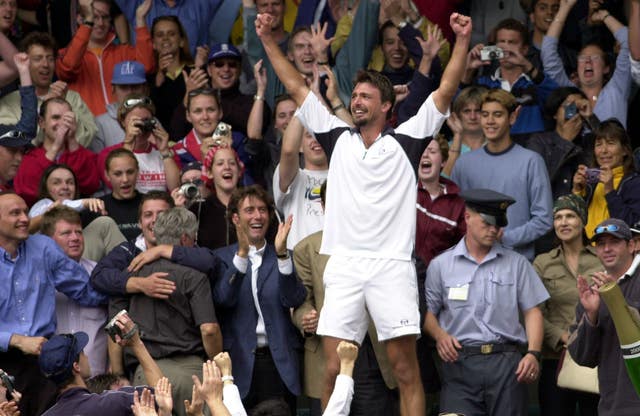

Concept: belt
[[459, 343, 520, 355], [253, 346, 271, 356]]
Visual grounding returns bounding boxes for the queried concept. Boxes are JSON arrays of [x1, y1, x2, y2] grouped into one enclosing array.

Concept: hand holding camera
[[104, 310, 140, 346]]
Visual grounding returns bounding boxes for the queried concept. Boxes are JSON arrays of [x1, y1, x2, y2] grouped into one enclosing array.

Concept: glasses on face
[[212, 60, 240, 69], [595, 224, 620, 235], [577, 54, 602, 63], [183, 178, 204, 186], [123, 97, 153, 109], [0, 130, 25, 141]]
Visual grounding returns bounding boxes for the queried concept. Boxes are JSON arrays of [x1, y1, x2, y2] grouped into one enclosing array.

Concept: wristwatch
[[527, 350, 542, 362]]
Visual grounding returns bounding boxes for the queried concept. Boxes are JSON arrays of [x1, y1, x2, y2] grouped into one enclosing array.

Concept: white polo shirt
[[295, 91, 447, 260]]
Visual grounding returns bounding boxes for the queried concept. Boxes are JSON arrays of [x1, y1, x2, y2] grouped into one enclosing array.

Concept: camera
[[180, 182, 200, 200], [585, 168, 601, 185], [136, 118, 157, 133], [104, 310, 131, 342], [564, 102, 578, 120], [480, 46, 504, 61], [0, 369, 15, 401], [212, 122, 232, 146]]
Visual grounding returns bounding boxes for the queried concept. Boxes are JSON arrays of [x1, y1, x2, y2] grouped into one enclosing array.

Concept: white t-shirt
[[296, 91, 447, 260], [273, 166, 327, 250], [134, 149, 167, 193]]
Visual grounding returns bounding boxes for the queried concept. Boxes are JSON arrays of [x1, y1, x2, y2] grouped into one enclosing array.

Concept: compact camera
[[0, 369, 16, 401], [480, 46, 504, 61], [564, 102, 578, 120], [104, 310, 131, 342], [180, 182, 199, 200], [137, 118, 157, 133], [212, 122, 232, 146], [585, 168, 601, 185]]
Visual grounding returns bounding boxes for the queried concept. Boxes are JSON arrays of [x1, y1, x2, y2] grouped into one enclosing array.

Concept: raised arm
[[255, 13, 309, 106], [631, 0, 640, 60], [0, 31, 18, 87], [277, 116, 304, 194], [431, 13, 472, 114]]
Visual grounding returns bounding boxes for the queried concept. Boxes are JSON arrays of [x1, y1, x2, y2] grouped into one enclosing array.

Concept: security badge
[[448, 284, 469, 301]]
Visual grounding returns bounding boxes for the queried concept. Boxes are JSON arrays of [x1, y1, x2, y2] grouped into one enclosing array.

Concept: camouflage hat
[[553, 194, 587, 225]]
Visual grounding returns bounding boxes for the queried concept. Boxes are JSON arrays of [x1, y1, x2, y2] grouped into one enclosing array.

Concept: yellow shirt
[[585, 166, 625, 238]]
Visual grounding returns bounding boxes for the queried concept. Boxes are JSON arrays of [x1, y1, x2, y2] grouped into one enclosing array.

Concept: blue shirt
[[115, 0, 222, 56], [426, 239, 549, 345], [451, 143, 553, 261], [43, 386, 138, 416], [0, 235, 107, 350]]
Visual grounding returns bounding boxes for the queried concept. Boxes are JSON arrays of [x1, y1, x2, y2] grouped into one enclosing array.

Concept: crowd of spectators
[[2, 0, 640, 415]]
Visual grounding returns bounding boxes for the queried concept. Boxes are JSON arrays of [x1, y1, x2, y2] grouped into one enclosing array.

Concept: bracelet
[[449, 148, 461, 153], [253, 94, 264, 101], [277, 252, 289, 259], [83, 20, 94, 27], [161, 150, 174, 160], [526, 350, 542, 362], [603, 13, 611, 22], [317, 60, 329, 65], [331, 103, 345, 112], [221, 375, 234, 382]]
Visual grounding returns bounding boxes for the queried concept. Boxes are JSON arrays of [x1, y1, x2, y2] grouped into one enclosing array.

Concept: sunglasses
[[123, 97, 153, 109], [0, 130, 26, 141], [595, 224, 620, 234], [212, 60, 239, 69], [183, 178, 204, 186], [188, 88, 216, 97]]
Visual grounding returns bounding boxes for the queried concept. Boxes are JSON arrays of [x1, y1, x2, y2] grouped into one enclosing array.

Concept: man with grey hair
[[108, 207, 221, 416]]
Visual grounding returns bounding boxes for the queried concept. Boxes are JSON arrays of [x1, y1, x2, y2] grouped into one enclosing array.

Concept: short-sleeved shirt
[[273, 166, 327, 250], [426, 238, 549, 345], [295, 91, 448, 260]]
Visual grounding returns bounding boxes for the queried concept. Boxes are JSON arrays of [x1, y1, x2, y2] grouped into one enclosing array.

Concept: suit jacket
[[292, 231, 397, 398], [213, 243, 306, 398]]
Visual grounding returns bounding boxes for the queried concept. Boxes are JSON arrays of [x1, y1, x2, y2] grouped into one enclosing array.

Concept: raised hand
[[155, 377, 173, 416], [577, 275, 600, 321], [254, 59, 267, 96], [131, 388, 158, 416], [12, 52, 29, 74], [255, 13, 275, 39], [309, 22, 334, 62], [274, 214, 293, 256], [417, 24, 445, 61], [213, 352, 233, 377], [194, 45, 210, 69], [46, 81, 69, 100], [450, 13, 471, 39], [135, 0, 152, 27], [183, 384, 204, 416]]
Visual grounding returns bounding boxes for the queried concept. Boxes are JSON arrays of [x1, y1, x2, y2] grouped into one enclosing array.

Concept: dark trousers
[[243, 347, 296, 416], [0, 349, 58, 416], [538, 359, 599, 416], [350, 335, 400, 416], [440, 351, 528, 416]]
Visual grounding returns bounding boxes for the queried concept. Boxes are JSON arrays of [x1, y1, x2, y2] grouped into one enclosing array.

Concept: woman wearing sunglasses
[[533, 194, 600, 415], [572, 119, 640, 239], [97, 93, 180, 193]]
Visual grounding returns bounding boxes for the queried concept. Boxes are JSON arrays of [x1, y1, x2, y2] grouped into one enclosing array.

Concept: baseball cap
[[181, 161, 202, 175], [39, 332, 89, 384], [112, 61, 147, 85], [460, 188, 515, 228], [591, 218, 632, 242], [207, 43, 241, 62], [0, 125, 33, 148]]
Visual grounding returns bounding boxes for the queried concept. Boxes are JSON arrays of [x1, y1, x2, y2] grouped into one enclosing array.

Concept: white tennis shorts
[[316, 255, 421, 342]]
